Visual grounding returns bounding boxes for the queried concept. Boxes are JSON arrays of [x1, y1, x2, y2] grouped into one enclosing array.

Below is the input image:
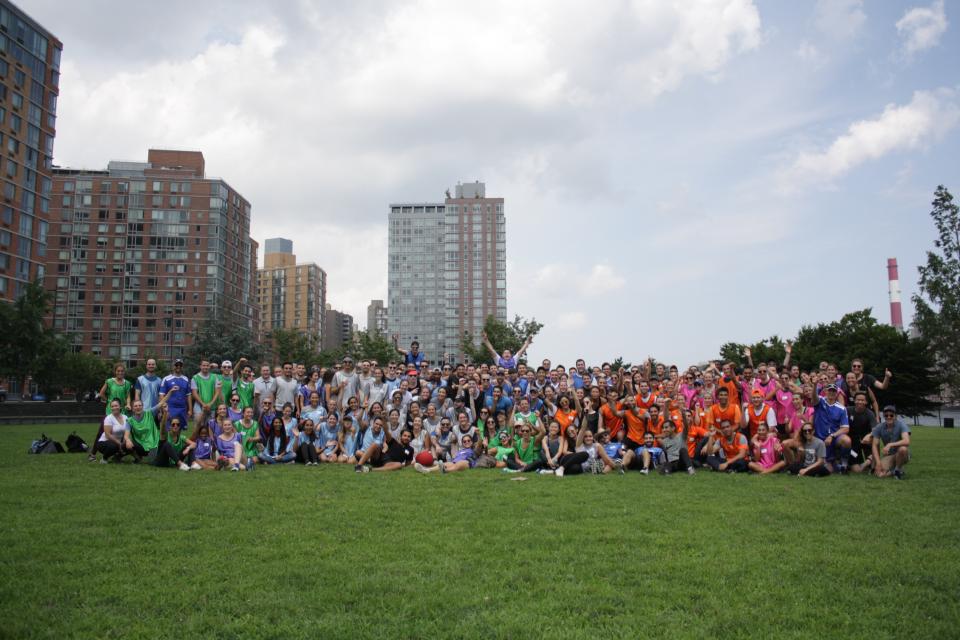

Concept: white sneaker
[[190, 462, 202, 470], [178, 462, 190, 471], [538, 469, 555, 475], [415, 462, 429, 473], [555, 466, 565, 477], [640, 468, 649, 475]]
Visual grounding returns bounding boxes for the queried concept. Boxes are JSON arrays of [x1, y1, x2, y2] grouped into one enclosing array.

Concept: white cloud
[[779, 88, 960, 190], [795, 40, 826, 67], [896, 0, 948, 56], [814, 0, 867, 40], [557, 312, 587, 330], [532, 262, 626, 299]]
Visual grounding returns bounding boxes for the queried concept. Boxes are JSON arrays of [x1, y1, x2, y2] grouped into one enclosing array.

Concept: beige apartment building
[[257, 237, 326, 342]]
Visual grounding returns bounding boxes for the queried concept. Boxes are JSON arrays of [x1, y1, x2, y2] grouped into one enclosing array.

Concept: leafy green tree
[[270, 328, 321, 366], [610, 357, 632, 372], [346, 329, 400, 365], [462, 314, 543, 365], [912, 185, 960, 392], [719, 335, 788, 368], [0, 281, 65, 398], [721, 309, 941, 417], [58, 352, 112, 401], [184, 313, 262, 372]]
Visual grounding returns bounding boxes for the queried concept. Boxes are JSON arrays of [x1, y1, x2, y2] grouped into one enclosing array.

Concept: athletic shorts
[[880, 450, 910, 470], [166, 408, 188, 427]]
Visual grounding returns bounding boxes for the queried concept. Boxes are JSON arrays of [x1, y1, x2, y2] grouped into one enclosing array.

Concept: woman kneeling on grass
[[748, 423, 786, 475], [258, 417, 295, 464], [154, 413, 198, 470], [186, 423, 218, 470], [216, 418, 247, 472], [95, 399, 134, 463], [789, 422, 830, 477], [415, 434, 478, 474]]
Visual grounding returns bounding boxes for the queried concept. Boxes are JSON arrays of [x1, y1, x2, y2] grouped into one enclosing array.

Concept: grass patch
[[1, 423, 959, 639]]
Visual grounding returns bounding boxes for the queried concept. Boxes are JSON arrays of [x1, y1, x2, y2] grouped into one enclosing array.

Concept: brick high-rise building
[[388, 181, 506, 364], [257, 237, 326, 341], [0, 1, 62, 301], [45, 149, 259, 366]]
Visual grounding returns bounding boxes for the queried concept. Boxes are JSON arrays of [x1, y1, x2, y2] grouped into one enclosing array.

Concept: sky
[[24, 0, 960, 367]]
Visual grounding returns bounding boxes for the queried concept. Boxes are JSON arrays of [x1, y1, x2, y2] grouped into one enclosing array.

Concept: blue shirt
[[135, 374, 161, 413], [813, 397, 849, 440], [404, 351, 426, 367], [360, 428, 385, 450], [159, 374, 191, 408]]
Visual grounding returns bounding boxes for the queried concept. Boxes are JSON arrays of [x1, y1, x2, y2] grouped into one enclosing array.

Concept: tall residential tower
[[257, 237, 327, 342], [0, 1, 62, 301], [388, 181, 506, 364], [45, 149, 259, 365]]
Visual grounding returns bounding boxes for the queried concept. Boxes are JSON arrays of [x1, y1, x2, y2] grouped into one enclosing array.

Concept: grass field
[[1, 423, 959, 639]]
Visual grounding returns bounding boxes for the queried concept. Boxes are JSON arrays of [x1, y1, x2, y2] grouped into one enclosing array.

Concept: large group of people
[[90, 336, 912, 479]]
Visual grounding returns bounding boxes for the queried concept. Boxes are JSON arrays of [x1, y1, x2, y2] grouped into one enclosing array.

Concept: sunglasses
[[802, 429, 813, 433], [884, 412, 895, 417]]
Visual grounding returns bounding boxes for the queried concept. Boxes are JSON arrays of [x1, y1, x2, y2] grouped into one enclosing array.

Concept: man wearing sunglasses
[[870, 405, 911, 480]]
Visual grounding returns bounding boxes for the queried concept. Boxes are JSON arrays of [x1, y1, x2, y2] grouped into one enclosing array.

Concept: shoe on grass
[[190, 462, 202, 470], [178, 462, 190, 471]]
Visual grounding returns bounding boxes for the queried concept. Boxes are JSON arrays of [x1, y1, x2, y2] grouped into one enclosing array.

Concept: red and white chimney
[[887, 258, 903, 330]]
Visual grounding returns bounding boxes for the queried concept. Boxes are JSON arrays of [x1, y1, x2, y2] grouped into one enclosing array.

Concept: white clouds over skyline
[[25, 0, 960, 366]]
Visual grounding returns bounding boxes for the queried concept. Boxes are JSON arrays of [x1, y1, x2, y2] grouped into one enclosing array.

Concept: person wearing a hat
[[811, 382, 852, 473], [870, 405, 911, 479], [743, 388, 777, 440], [159, 358, 191, 430]]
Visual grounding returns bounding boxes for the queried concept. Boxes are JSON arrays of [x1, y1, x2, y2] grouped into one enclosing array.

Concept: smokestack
[[887, 258, 903, 330]]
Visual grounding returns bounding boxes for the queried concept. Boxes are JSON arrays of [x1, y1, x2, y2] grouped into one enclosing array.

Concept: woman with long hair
[[259, 416, 295, 464]]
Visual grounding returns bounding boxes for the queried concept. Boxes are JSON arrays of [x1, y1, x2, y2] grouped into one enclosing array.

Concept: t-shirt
[[800, 438, 826, 467], [191, 373, 221, 406], [685, 425, 708, 457], [603, 442, 623, 460], [404, 351, 426, 367], [235, 420, 260, 458], [659, 433, 684, 463], [216, 433, 242, 458], [708, 403, 742, 430], [813, 397, 849, 440], [752, 436, 781, 469], [332, 370, 360, 409], [128, 411, 159, 451], [193, 437, 214, 460], [274, 376, 300, 409], [745, 404, 777, 439], [871, 420, 910, 454], [623, 410, 646, 444], [847, 407, 876, 445], [600, 403, 624, 437], [515, 437, 540, 464], [717, 432, 748, 461], [360, 427, 385, 451], [99, 414, 129, 442], [160, 374, 191, 408], [451, 447, 476, 467], [384, 439, 414, 465], [103, 378, 132, 415], [135, 374, 161, 413], [253, 377, 277, 404], [235, 379, 255, 409]]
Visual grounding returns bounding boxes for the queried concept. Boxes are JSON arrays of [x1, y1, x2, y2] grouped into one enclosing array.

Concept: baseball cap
[[174, 358, 184, 365], [407, 369, 418, 376], [825, 384, 838, 392], [751, 389, 763, 397], [882, 404, 897, 414], [221, 360, 232, 368]]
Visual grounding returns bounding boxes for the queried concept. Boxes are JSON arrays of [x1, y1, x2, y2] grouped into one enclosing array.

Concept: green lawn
[[1, 423, 958, 639]]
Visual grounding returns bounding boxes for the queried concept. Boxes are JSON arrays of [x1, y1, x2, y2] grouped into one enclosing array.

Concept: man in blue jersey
[[393, 336, 426, 367], [812, 384, 852, 473], [159, 358, 191, 427], [134, 358, 162, 417]]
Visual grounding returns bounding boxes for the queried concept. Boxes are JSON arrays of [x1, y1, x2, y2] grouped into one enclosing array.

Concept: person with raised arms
[[481, 329, 532, 371]]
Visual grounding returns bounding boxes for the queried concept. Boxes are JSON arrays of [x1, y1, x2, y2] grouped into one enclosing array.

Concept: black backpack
[[29, 434, 65, 454], [65, 432, 88, 453]]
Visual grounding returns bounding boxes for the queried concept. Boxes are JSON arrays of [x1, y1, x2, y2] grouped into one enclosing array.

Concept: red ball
[[415, 451, 434, 466]]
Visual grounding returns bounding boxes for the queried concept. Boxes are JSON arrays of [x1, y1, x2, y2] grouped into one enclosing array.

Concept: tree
[[610, 357, 632, 372], [720, 309, 942, 417], [270, 328, 321, 366], [58, 352, 112, 401], [912, 185, 960, 392], [344, 329, 399, 365], [719, 335, 788, 368], [0, 281, 66, 398], [462, 314, 544, 365], [184, 314, 262, 372]]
